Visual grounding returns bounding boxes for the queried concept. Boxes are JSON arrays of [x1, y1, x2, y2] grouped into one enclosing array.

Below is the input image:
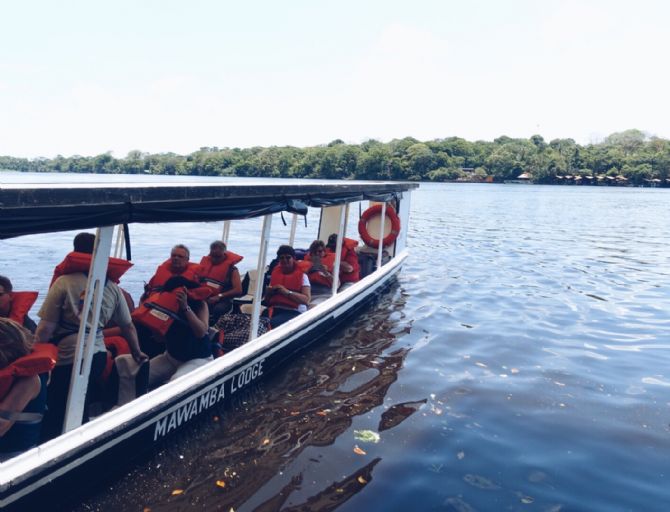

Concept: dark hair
[[210, 240, 227, 251], [0, 275, 12, 293], [309, 240, 326, 255], [73, 232, 96, 254], [327, 233, 338, 250], [162, 275, 200, 292], [276, 245, 295, 258]]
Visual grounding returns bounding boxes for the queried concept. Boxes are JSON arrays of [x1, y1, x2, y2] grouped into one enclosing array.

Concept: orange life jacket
[[132, 286, 212, 336], [101, 336, 131, 381], [326, 237, 360, 283], [7, 291, 38, 325], [300, 252, 335, 288], [268, 266, 305, 309], [0, 344, 58, 399], [50, 251, 133, 287], [197, 252, 243, 293], [146, 260, 200, 294]]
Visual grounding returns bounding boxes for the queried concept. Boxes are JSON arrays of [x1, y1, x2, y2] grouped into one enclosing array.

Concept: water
[[2, 176, 670, 511]]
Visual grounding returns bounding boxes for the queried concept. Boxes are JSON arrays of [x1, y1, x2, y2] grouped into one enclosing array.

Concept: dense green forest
[[2, 129, 669, 186]]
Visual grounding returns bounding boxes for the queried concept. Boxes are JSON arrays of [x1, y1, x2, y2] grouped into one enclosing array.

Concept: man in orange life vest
[[0, 275, 37, 333], [35, 232, 147, 441], [265, 245, 311, 329], [142, 244, 199, 301], [197, 240, 243, 324]]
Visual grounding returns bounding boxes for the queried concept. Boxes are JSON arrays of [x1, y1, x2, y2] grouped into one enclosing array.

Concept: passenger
[[141, 244, 200, 301], [50, 232, 96, 287], [301, 240, 335, 302], [0, 318, 57, 459], [197, 241, 243, 324], [0, 275, 38, 333], [146, 276, 211, 389], [35, 234, 147, 441], [265, 245, 311, 328], [326, 234, 360, 284]]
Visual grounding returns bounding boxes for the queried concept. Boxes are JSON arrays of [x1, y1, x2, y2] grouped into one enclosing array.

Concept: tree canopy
[[1, 129, 668, 186]]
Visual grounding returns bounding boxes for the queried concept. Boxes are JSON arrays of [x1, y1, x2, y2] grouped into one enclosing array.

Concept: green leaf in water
[[353, 430, 380, 443]]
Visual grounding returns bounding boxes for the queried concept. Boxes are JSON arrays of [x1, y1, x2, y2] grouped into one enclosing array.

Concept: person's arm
[[218, 268, 242, 300], [35, 319, 58, 343], [275, 284, 311, 306], [208, 268, 243, 305], [176, 289, 209, 338], [339, 261, 354, 273], [0, 376, 41, 437], [118, 321, 148, 364]]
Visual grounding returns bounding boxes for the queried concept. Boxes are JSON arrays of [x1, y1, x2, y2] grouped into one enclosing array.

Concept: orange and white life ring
[[358, 204, 401, 248]]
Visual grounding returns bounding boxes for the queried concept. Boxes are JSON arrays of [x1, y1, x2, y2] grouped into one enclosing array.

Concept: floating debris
[[511, 368, 519, 374], [520, 495, 535, 504], [171, 489, 184, 496], [461, 323, 474, 329], [353, 445, 367, 455], [428, 463, 443, 473], [354, 430, 380, 443], [443, 497, 475, 512], [379, 399, 427, 431], [262, 438, 270, 446], [457, 451, 465, 460], [475, 362, 487, 368], [357, 476, 368, 484], [463, 473, 500, 490], [216, 480, 226, 488]]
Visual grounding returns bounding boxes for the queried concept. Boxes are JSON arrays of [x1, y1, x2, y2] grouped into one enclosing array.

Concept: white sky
[[1, 0, 669, 158]]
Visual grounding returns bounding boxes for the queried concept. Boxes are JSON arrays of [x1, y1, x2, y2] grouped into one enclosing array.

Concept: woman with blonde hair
[[0, 318, 57, 459], [0, 317, 33, 368]]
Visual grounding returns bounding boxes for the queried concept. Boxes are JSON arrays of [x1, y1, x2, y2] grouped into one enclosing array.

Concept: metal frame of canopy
[[37, 183, 411, 435]]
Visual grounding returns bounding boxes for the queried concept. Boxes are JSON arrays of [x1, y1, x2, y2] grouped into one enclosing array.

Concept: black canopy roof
[[0, 177, 417, 239]]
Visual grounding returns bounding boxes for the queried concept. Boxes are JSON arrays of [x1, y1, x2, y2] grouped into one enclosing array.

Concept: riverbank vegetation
[[2, 129, 668, 186]]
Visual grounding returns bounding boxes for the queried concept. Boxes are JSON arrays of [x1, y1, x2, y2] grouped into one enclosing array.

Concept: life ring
[[358, 204, 401, 248]]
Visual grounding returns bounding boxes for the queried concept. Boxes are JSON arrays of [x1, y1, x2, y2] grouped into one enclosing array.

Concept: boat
[[0, 176, 417, 509]]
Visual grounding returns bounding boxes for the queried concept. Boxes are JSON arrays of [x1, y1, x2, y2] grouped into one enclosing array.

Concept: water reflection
[[74, 285, 412, 511]]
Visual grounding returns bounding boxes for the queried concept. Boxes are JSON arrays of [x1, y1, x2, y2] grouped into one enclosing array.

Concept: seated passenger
[[141, 244, 200, 301], [264, 245, 310, 329], [326, 234, 360, 284], [142, 276, 212, 388], [0, 318, 57, 460], [35, 237, 146, 441], [0, 275, 38, 333], [300, 240, 335, 301], [197, 241, 243, 324]]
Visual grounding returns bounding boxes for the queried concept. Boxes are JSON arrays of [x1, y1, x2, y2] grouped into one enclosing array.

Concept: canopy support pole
[[376, 202, 386, 270], [222, 220, 231, 245], [63, 226, 113, 433], [288, 213, 298, 246], [331, 206, 347, 296], [249, 214, 272, 342], [113, 225, 125, 259]]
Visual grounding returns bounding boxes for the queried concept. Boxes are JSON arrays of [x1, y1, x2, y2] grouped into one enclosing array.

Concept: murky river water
[[2, 175, 669, 511]]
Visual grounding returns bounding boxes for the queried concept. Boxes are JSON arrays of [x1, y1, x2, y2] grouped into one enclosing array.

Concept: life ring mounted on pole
[[358, 204, 401, 248]]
